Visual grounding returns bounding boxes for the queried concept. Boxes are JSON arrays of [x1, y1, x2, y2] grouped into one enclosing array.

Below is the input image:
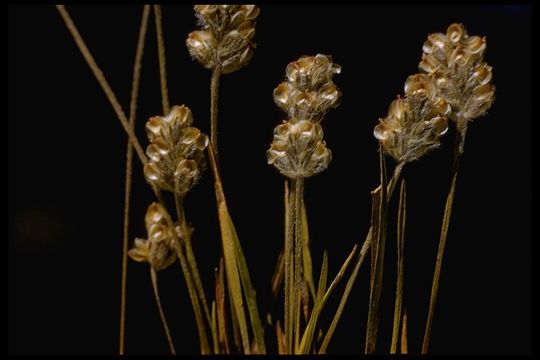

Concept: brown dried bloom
[[419, 23, 495, 125], [267, 120, 331, 179], [374, 74, 450, 163], [267, 54, 341, 178], [273, 54, 341, 123], [186, 5, 259, 74], [143, 105, 209, 196], [129, 203, 177, 271]]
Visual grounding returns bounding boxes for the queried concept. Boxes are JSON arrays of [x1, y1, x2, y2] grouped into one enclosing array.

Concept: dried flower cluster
[[374, 23, 495, 161], [186, 5, 259, 74], [143, 105, 208, 196], [420, 23, 495, 125], [129, 203, 178, 271], [374, 74, 450, 163], [267, 54, 341, 179]]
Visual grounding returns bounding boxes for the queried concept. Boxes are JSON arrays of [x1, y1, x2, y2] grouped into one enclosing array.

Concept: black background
[[8, 5, 531, 355]]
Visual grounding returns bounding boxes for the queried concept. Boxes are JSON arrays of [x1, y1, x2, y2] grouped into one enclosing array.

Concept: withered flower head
[[129, 203, 177, 271], [374, 74, 450, 163], [274, 54, 341, 123], [419, 23, 495, 123], [186, 5, 259, 74], [268, 54, 341, 178], [143, 105, 209, 196], [266, 120, 331, 179]]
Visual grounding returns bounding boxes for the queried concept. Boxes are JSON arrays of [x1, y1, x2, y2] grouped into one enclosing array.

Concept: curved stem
[[150, 268, 176, 354], [210, 66, 221, 157], [119, 5, 150, 355]]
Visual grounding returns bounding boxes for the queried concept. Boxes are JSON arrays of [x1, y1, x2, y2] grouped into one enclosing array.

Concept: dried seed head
[[275, 54, 342, 123], [268, 54, 341, 178], [143, 105, 209, 196], [419, 23, 495, 123], [129, 203, 176, 271], [267, 120, 331, 179], [186, 5, 259, 74], [374, 75, 449, 163]]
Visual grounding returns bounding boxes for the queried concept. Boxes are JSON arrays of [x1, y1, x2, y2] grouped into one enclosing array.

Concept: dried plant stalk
[[153, 5, 170, 114], [55, 5, 147, 165], [120, 5, 150, 355], [420, 23, 495, 353], [365, 143, 389, 354], [390, 179, 407, 353]]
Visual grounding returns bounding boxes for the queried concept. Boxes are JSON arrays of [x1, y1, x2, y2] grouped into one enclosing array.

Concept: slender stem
[[171, 238, 211, 354], [285, 179, 294, 353], [55, 5, 147, 165], [422, 131, 463, 353], [119, 5, 150, 355], [293, 177, 304, 352], [210, 66, 221, 156], [153, 5, 169, 114], [318, 161, 404, 353], [150, 268, 176, 354], [390, 179, 406, 353], [174, 195, 212, 327]]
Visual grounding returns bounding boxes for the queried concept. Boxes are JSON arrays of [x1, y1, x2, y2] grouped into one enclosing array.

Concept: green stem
[[150, 268, 176, 354]]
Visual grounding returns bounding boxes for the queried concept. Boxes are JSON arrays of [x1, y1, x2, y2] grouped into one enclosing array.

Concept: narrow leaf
[[208, 145, 250, 353], [215, 258, 230, 354]]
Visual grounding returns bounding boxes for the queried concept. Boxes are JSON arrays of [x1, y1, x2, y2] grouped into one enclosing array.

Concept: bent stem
[[120, 5, 150, 355], [150, 268, 176, 354], [210, 66, 221, 157], [422, 128, 464, 353]]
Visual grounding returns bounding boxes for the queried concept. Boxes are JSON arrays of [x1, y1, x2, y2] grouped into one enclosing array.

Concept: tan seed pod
[[187, 5, 259, 74], [143, 105, 208, 196], [418, 23, 495, 124], [129, 203, 177, 271]]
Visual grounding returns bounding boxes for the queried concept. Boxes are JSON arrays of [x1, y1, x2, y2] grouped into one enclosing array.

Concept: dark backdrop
[[8, 5, 531, 355]]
